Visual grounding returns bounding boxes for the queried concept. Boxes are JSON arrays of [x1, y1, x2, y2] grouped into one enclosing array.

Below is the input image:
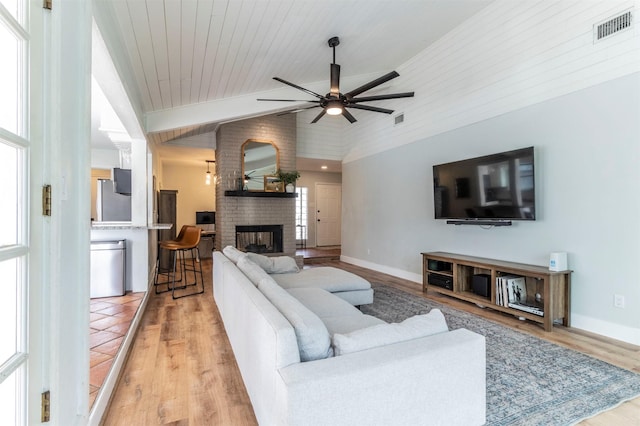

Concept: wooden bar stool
[[154, 225, 189, 294], [157, 226, 205, 299]]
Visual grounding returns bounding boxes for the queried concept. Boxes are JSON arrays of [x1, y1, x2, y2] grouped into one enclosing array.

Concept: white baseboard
[[571, 313, 640, 346], [340, 255, 423, 284]]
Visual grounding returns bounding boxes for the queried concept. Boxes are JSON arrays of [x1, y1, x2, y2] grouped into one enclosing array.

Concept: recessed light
[[321, 165, 328, 170]]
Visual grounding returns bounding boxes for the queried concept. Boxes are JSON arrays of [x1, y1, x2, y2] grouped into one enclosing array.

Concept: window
[[0, 0, 29, 423], [295, 187, 308, 241]]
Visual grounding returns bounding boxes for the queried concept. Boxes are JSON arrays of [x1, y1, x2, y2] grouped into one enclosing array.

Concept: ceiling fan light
[[326, 100, 343, 115]]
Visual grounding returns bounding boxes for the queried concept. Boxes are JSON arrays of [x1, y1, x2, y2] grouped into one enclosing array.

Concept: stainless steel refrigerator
[[96, 179, 131, 221]]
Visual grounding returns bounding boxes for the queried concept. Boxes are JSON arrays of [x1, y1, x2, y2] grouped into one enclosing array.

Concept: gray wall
[[342, 73, 640, 343]]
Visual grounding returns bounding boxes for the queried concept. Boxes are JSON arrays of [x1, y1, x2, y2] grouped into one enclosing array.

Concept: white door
[[0, 0, 45, 423], [316, 183, 341, 246]]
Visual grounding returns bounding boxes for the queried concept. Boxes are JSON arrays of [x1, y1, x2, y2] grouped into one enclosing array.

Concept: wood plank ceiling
[[99, 0, 492, 156]]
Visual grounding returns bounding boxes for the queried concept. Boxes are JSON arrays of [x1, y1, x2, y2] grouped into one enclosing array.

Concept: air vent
[[594, 10, 633, 42], [394, 113, 405, 125]]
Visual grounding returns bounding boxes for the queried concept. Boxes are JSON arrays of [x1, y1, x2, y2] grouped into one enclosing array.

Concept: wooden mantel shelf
[[224, 190, 297, 198]]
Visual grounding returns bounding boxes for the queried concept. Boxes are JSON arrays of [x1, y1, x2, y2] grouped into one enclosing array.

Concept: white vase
[[285, 183, 295, 193]]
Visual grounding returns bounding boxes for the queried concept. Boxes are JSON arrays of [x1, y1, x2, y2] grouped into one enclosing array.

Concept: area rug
[[360, 283, 640, 426]]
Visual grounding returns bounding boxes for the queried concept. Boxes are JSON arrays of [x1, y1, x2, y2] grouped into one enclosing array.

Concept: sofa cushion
[[332, 289, 374, 306], [286, 288, 362, 319], [247, 252, 300, 274], [257, 276, 332, 361], [237, 256, 270, 286], [223, 245, 245, 264], [271, 267, 371, 292], [332, 309, 449, 356], [322, 315, 386, 336]]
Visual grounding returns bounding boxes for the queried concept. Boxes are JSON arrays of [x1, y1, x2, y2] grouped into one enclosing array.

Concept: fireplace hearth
[[236, 225, 283, 253]]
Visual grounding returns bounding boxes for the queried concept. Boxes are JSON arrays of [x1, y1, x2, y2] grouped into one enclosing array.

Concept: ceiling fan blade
[[257, 98, 321, 102], [276, 105, 321, 116], [349, 92, 415, 103], [347, 104, 394, 114], [273, 77, 324, 99], [330, 63, 340, 97], [345, 71, 399, 98], [342, 109, 357, 123], [311, 110, 326, 123]]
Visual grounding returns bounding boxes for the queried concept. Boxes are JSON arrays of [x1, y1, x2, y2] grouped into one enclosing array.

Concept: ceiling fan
[[257, 36, 415, 124]]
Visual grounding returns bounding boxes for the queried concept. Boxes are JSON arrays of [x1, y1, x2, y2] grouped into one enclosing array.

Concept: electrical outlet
[[614, 294, 625, 308]]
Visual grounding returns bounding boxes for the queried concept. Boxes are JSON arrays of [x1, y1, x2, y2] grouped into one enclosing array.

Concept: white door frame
[[27, 1, 93, 424]]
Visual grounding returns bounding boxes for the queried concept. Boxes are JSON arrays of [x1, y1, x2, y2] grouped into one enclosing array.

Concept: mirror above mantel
[[242, 139, 279, 191]]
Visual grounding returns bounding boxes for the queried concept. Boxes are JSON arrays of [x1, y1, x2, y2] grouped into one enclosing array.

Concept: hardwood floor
[[102, 258, 640, 425]]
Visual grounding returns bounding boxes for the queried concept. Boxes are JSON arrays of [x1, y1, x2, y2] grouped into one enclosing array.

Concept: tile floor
[[89, 292, 144, 407]]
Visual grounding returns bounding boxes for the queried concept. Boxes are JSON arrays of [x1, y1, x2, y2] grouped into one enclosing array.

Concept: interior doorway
[[315, 183, 342, 246]]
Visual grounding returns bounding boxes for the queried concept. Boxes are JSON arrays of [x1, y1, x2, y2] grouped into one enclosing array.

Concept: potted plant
[[277, 169, 300, 192]]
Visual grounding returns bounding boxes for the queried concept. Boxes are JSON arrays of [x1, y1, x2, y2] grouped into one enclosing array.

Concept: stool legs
[[153, 246, 186, 294], [172, 247, 205, 299], [153, 225, 205, 299]]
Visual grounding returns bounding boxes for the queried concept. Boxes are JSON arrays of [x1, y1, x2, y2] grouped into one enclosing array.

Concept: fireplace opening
[[236, 225, 283, 253]]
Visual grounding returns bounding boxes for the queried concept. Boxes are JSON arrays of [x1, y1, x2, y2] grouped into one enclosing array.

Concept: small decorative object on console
[[549, 252, 568, 271]]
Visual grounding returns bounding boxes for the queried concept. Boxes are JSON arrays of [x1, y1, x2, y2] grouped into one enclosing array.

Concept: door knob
[[317, 219, 321, 222]]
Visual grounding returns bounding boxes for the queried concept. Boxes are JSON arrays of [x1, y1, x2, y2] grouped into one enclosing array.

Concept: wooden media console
[[422, 252, 572, 331]]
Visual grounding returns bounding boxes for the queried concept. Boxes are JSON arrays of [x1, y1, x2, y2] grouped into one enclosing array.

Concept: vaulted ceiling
[[95, 0, 492, 164]]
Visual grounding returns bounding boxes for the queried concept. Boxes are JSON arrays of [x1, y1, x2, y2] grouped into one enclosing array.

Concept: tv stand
[[421, 252, 572, 331]]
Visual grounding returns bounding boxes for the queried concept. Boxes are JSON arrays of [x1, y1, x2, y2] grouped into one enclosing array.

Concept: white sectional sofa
[[213, 248, 486, 425]]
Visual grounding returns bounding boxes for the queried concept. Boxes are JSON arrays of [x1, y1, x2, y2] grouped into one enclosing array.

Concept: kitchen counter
[[90, 223, 173, 293], [91, 222, 173, 230]]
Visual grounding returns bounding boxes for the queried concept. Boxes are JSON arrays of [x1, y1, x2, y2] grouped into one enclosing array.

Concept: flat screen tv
[[433, 147, 535, 223]]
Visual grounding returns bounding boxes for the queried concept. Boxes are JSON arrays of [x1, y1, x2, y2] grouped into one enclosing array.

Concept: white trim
[[0, 129, 30, 149], [340, 255, 423, 285], [0, 245, 28, 262], [571, 313, 640, 347], [0, 2, 29, 40], [0, 352, 28, 383]]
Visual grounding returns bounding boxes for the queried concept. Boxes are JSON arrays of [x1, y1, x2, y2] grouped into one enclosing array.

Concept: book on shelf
[[496, 275, 524, 307], [507, 276, 527, 304], [508, 302, 544, 316]]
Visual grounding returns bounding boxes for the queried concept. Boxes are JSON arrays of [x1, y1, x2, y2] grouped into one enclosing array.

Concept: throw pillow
[[223, 245, 245, 264], [247, 252, 299, 274], [332, 309, 449, 356], [245, 252, 272, 270], [257, 275, 332, 361], [237, 256, 270, 286]]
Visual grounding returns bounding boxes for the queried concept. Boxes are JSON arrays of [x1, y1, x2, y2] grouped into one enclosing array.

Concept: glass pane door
[[0, 0, 29, 423]]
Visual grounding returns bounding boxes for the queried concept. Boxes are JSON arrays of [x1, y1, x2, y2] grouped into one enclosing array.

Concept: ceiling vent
[[394, 113, 405, 126], [594, 10, 633, 43]]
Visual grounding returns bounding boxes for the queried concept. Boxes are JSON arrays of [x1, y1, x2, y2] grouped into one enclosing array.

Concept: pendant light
[[205, 160, 215, 185]]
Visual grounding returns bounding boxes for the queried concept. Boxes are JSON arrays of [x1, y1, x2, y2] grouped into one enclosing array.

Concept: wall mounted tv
[[432, 147, 535, 225]]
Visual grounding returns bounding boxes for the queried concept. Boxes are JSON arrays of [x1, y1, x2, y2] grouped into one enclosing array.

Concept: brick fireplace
[[215, 114, 297, 255]]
